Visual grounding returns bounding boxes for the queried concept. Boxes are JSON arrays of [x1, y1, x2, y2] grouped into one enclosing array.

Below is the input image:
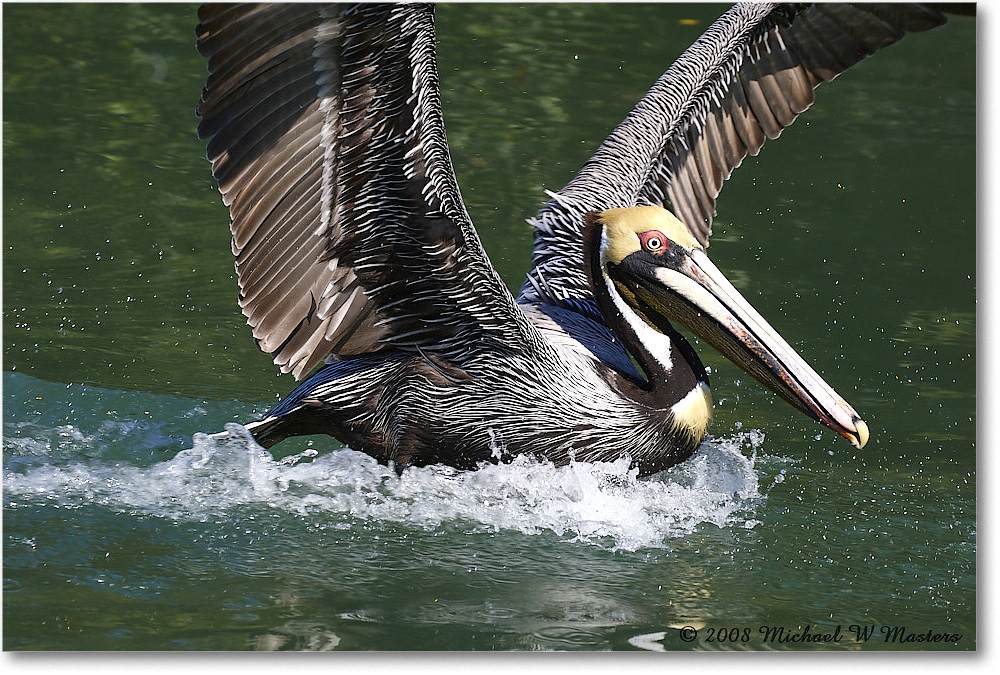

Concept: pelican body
[[195, 3, 957, 475]]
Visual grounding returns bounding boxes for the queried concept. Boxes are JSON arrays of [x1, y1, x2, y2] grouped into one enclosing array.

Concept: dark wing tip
[[659, 2, 953, 244]]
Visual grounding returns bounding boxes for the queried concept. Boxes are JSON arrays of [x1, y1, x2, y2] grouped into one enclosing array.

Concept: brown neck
[[582, 211, 707, 409]]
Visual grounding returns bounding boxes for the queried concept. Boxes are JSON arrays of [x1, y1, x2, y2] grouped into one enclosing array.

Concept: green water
[[3, 3, 975, 651]]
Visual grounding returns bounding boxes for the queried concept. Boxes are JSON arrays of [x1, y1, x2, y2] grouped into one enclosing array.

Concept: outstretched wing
[[520, 2, 952, 307], [197, 3, 537, 379]]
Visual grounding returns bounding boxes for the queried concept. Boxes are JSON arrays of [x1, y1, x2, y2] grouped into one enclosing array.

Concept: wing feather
[[520, 2, 952, 308], [198, 3, 537, 379]]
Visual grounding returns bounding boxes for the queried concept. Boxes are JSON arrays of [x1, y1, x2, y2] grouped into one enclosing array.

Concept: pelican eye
[[638, 230, 668, 254]]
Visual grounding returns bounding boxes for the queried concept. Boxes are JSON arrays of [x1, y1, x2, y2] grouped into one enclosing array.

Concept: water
[[3, 3, 976, 651], [5, 388, 767, 552]]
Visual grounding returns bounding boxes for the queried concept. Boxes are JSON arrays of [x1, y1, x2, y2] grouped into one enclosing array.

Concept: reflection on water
[[2, 371, 813, 651], [894, 310, 975, 348]]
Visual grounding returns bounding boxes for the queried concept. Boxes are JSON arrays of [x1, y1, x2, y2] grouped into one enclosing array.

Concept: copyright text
[[688, 624, 964, 645]]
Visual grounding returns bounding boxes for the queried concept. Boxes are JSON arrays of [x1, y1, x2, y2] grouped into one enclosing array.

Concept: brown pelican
[[196, 3, 961, 476]]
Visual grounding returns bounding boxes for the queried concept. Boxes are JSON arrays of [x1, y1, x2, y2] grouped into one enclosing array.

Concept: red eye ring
[[638, 230, 668, 254]]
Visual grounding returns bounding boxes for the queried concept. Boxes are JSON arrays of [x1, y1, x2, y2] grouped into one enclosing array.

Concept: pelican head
[[593, 206, 870, 450]]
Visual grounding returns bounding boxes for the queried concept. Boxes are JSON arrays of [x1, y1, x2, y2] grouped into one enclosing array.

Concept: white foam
[[4, 423, 771, 551]]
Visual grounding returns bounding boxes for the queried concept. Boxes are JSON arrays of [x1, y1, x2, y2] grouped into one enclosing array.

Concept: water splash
[[5, 420, 769, 551]]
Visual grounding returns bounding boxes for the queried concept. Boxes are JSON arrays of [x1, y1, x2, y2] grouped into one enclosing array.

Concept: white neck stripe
[[602, 271, 674, 374]]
